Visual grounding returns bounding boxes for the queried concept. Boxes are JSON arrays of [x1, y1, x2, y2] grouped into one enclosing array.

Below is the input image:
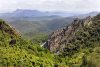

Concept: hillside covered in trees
[[0, 13, 100, 67]]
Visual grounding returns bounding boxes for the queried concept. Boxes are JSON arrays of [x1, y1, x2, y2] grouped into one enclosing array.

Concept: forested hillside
[[0, 19, 55, 67], [44, 14, 100, 66], [0, 13, 100, 67]]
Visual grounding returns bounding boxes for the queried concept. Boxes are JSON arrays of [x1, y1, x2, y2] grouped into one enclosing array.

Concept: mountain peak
[[14, 9, 40, 13], [44, 14, 99, 53]]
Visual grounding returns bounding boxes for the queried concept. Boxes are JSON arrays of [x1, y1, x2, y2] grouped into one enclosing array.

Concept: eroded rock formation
[[44, 16, 92, 53]]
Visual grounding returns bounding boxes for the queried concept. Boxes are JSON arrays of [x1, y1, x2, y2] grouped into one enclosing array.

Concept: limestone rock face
[[44, 17, 92, 53]]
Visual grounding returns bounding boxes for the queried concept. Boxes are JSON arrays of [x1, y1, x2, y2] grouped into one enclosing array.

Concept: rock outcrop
[[0, 19, 21, 37], [44, 16, 92, 53], [0, 19, 21, 45]]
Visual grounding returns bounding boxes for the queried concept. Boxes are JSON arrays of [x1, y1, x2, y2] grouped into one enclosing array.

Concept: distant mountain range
[[73, 11, 99, 18], [0, 9, 99, 38], [0, 9, 99, 18], [0, 9, 99, 22]]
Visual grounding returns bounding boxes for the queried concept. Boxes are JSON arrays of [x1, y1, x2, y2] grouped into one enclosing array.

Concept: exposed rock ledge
[[44, 16, 92, 53]]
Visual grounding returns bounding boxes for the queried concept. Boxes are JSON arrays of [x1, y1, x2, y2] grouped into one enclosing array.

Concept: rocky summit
[[44, 15, 99, 53]]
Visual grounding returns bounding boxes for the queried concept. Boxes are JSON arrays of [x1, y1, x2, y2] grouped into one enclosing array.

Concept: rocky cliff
[[44, 16, 93, 53]]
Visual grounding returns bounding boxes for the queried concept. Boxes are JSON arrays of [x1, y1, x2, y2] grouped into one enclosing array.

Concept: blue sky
[[0, 0, 100, 13]]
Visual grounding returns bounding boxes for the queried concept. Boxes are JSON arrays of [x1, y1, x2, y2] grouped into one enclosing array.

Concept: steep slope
[[43, 14, 100, 67], [0, 19, 21, 46], [0, 19, 20, 37], [0, 19, 55, 67], [44, 14, 100, 53], [0, 14, 100, 67]]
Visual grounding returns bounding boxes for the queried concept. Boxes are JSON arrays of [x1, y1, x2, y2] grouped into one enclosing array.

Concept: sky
[[0, 0, 100, 13]]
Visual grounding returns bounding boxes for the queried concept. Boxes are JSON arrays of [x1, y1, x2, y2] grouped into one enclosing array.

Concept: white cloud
[[0, 0, 100, 13]]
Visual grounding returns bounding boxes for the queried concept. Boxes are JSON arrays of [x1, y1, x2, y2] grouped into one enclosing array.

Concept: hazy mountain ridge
[[0, 9, 99, 38], [0, 9, 99, 18], [73, 11, 99, 18], [0, 9, 83, 18]]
